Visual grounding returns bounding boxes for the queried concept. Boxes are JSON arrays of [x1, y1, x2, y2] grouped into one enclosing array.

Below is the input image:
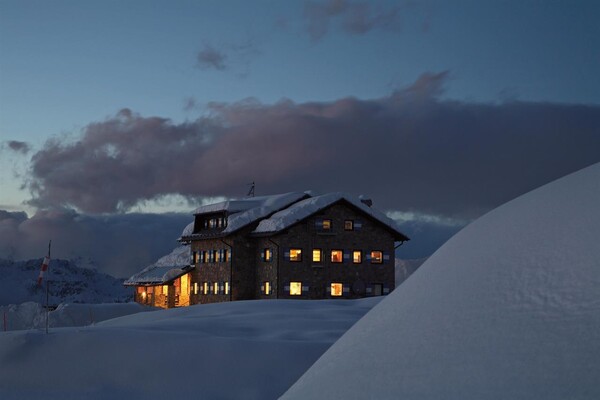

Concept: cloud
[[2, 140, 31, 155], [24, 72, 600, 224], [304, 0, 402, 41], [195, 40, 260, 75], [0, 208, 191, 277], [196, 45, 227, 70]]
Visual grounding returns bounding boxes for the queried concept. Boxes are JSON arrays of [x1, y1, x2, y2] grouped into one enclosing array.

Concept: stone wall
[[272, 201, 396, 299]]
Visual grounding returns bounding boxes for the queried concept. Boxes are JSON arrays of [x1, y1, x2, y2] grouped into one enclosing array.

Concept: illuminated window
[[262, 248, 272, 262], [331, 250, 343, 263], [147, 286, 154, 294], [312, 249, 322, 263], [223, 249, 229, 262], [201, 251, 208, 263], [214, 282, 219, 294], [162, 285, 169, 295], [331, 283, 343, 297], [290, 282, 302, 295], [203, 282, 208, 295], [192, 251, 198, 264], [193, 282, 198, 295], [371, 251, 383, 264], [353, 250, 362, 264], [344, 220, 354, 230], [181, 273, 190, 295], [290, 249, 302, 262], [322, 219, 332, 230], [224, 282, 230, 295], [264, 281, 271, 295]]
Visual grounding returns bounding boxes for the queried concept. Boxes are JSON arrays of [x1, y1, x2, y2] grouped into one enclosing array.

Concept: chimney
[[359, 195, 373, 207]]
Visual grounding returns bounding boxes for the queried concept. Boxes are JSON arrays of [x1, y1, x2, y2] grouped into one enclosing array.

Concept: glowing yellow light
[[331, 283, 343, 296], [290, 282, 302, 295], [312, 249, 322, 262], [290, 249, 302, 261], [331, 250, 343, 263]]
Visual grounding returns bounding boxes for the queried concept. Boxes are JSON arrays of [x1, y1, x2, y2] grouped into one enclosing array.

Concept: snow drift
[[0, 298, 380, 399], [282, 162, 600, 400]]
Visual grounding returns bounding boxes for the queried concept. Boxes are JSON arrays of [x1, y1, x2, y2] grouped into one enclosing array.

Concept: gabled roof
[[253, 192, 409, 242], [124, 245, 192, 286], [181, 192, 311, 239]]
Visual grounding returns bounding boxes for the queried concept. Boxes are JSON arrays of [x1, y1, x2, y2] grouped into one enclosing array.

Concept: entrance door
[[373, 283, 383, 296]]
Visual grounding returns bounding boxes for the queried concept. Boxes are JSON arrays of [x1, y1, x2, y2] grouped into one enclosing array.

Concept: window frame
[[262, 248, 272, 262], [290, 248, 302, 262], [370, 250, 383, 264], [322, 219, 332, 230], [344, 220, 354, 231], [331, 283, 343, 297], [331, 249, 343, 263], [353, 250, 362, 264], [290, 281, 302, 296], [312, 248, 322, 263]]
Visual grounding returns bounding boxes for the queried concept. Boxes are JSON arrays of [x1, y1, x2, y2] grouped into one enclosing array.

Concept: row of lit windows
[[193, 249, 230, 264], [195, 281, 230, 295], [316, 219, 361, 231], [286, 249, 385, 264], [286, 282, 344, 296]]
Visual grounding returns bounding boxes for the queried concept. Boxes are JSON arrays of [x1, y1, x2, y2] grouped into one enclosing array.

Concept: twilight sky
[[1, 0, 599, 276]]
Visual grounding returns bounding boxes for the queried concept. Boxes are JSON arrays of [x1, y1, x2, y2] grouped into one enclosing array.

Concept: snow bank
[[0, 298, 380, 400], [0, 302, 154, 331], [282, 162, 600, 400]]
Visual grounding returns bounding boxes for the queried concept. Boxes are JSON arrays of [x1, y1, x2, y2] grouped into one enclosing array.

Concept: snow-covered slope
[[0, 258, 132, 305], [282, 162, 600, 400], [0, 297, 380, 400]]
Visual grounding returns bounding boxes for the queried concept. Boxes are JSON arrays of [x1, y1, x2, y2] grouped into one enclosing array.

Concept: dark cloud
[[3, 140, 31, 155], [196, 40, 260, 76], [25, 72, 600, 224], [0, 208, 191, 277], [304, 0, 402, 41], [197, 45, 227, 70]]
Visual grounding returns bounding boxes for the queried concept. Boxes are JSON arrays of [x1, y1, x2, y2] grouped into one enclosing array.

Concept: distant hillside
[[0, 258, 132, 306], [395, 257, 427, 286]]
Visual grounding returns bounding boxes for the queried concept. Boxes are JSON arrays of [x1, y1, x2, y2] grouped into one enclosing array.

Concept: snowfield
[[282, 162, 600, 400], [0, 298, 381, 399]]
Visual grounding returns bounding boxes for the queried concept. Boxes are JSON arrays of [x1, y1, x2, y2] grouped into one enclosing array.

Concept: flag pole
[[45, 240, 51, 334]]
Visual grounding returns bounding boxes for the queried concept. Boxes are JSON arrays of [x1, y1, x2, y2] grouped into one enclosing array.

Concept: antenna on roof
[[247, 181, 255, 197]]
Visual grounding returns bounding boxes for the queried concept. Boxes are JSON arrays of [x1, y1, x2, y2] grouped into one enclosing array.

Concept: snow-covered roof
[[253, 192, 409, 241], [182, 192, 310, 238], [124, 245, 192, 286], [193, 192, 309, 215]]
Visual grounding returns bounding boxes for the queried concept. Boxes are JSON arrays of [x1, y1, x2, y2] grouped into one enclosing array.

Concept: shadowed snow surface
[[0, 298, 380, 399], [282, 162, 600, 400]]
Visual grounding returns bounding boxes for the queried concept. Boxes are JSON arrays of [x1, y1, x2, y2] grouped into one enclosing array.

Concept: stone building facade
[[125, 191, 409, 308]]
